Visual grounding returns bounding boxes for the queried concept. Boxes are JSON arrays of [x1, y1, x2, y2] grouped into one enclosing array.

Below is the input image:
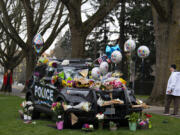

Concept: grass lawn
[[135, 95, 150, 101], [0, 94, 180, 135]]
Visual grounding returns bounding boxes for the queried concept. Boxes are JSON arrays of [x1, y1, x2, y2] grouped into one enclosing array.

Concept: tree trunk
[[70, 25, 86, 58], [22, 50, 37, 92], [148, 1, 180, 105], [118, 0, 128, 80]]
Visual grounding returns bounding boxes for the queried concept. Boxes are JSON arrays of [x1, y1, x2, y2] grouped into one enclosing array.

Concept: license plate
[[104, 108, 115, 114]]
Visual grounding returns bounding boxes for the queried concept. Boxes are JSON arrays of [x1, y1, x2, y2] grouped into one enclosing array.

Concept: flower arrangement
[[51, 102, 64, 122], [63, 102, 91, 112], [82, 124, 94, 132], [96, 113, 104, 120], [20, 101, 34, 121], [138, 113, 152, 129], [96, 113, 104, 129]]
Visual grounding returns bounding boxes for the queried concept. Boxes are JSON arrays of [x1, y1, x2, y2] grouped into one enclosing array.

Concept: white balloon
[[100, 62, 109, 75], [111, 51, 122, 64], [137, 46, 150, 58], [124, 38, 136, 52], [91, 67, 100, 80]]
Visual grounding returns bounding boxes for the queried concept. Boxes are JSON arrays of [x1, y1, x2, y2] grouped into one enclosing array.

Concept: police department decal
[[34, 85, 54, 101]]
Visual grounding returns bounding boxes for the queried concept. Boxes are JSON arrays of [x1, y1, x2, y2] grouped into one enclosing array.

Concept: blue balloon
[[106, 45, 112, 58], [106, 44, 121, 58]]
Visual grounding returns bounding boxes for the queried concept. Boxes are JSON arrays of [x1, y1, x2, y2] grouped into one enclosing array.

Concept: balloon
[[100, 62, 109, 75], [106, 45, 111, 58], [111, 51, 122, 64], [124, 38, 136, 52], [91, 67, 100, 80], [111, 44, 121, 52], [33, 33, 44, 53], [137, 46, 150, 58], [106, 44, 121, 58]]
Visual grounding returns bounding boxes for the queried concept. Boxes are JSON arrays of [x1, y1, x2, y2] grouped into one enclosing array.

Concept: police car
[[26, 59, 142, 128]]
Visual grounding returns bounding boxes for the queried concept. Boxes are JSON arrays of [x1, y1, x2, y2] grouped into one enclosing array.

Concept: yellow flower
[[119, 78, 127, 85]]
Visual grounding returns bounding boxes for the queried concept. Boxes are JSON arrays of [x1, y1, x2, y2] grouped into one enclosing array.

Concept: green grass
[[135, 95, 150, 101], [0, 94, 180, 135]]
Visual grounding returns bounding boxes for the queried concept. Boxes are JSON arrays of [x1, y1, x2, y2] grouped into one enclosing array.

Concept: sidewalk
[[0, 84, 25, 98], [12, 84, 25, 98], [144, 105, 180, 118]]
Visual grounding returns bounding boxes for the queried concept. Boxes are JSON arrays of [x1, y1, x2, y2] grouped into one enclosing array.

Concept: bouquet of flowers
[[96, 113, 104, 120], [96, 113, 104, 129], [20, 101, 34, 121], [51, 102, 64, 122], [82, 124, 94, 132], [138, 113, 152, 129], [63, 102, 91, 112]]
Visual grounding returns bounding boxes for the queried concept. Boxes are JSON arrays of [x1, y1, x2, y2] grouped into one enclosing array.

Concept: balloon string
[[142, 58, 144, 79]]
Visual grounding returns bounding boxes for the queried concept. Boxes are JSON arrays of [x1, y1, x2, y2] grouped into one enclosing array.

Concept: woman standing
[[3, 69, 13, 94]]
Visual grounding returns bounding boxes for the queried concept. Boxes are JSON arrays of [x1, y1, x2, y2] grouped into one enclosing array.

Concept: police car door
[[33, 66, 56, 108]]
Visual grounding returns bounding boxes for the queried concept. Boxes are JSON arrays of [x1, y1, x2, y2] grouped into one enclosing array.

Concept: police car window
[[62, 67, 88, 79], [63, 67, 75, 79]]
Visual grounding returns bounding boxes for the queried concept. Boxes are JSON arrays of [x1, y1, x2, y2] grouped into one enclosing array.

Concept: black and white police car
[[26, 59, 142, 128]]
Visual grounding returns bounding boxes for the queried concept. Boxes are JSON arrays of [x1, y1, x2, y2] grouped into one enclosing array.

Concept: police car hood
[[61, 88, 94, 105]]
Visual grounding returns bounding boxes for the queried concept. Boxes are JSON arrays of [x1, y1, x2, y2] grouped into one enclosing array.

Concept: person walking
[[164, 64, 180, 116], [3, 69, 13, 94]]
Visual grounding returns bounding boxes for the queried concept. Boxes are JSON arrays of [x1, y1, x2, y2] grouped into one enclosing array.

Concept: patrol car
[[26, 59, 142, 128]]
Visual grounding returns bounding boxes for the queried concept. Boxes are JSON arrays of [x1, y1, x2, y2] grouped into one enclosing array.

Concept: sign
[[34, 85, 54, 101]]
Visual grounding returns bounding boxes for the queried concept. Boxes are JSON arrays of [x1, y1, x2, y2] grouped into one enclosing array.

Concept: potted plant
[[96, 113, 104, 130], [51, 102, 64, 130], [125, 112, 140, 131], [109, 121, 117, 131]]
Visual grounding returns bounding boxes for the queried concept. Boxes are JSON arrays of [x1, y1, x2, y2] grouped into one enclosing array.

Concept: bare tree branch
[[33, 0, 46, 34], [21, 0, 35, 43], [41, 0, 61, 35], [41, 16, 68, 54], [83, 0, 120, 35], [0, 0, 26, 50]]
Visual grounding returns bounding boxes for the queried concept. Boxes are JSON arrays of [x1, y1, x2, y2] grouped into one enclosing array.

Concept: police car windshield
[[61, 67, 88, 79]]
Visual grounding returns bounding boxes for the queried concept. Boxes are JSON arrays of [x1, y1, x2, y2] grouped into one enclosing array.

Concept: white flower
[[22, 101, 26, 107], [26, 101, 33, 105], [82, 102, 91, 112], [28, 106, 34, 111], [89, 125, 94, 129], [96, 113, 104, 120], [58, 115, 62, 119]]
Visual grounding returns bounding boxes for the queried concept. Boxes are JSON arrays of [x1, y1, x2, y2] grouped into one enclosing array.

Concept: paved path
[[0, 84, 25, 98]]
